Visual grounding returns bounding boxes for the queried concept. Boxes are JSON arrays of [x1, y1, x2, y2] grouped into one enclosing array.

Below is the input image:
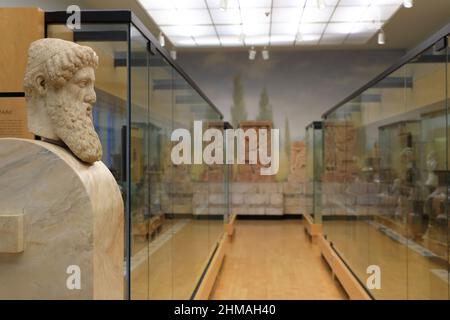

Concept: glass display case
[[46, 10, 228, 300], [305, 122, 323, 225], [322, 28, 449, 299], [204, 121, 233, 226]]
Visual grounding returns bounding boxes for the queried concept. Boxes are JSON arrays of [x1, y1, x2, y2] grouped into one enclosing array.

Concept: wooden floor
[[324, 220, 450, 300], [131, 218, 223, 300], [211, 219, 348, 300]]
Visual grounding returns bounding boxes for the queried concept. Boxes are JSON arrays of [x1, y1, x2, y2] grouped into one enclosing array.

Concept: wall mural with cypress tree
[[177, 49, 403, 181]]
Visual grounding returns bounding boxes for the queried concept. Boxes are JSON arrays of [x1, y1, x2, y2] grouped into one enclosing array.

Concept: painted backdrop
[[177, 49, 404, 181], [177, 49, 404, 141]]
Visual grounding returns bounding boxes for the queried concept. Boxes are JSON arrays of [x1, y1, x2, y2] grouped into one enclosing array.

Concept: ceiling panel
[[272, 8, 303, 24], [273, 0, 307, 8], [245, 35, 270, 46], [241, 8, 272, 24], [140, 0, 175, 10], [271, 22, 299, 35], [345, 31, 376, 44], [320, 33, 347, 44], [194, 35, 221, 46], [206, 0, 240, 9], [301, 7, 334, 23], [210, 8, 242, 24], [162, 25, 217, 37], [240, 0, 273, 8], [219, 35, 245, 46], [299, 22, 327, 34], [295, 33, 321, 45], [174, 0, 207, 9], [331, 6, 368, 22], [242, 23, 270, 36], [140, 0, 405, 47], [170, 36, 196, 47], [216, 24, 243, 35], [270, 34, 296, 45]]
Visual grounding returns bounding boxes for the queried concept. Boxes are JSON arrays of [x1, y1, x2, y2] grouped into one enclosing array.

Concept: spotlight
[[249, 46, 256, 60], [159, 32, 165, 47], [262, 47, 269, 60], [170, 50, 177, 60], [403, 0, 413, 8], [220, 0, 228, 11], [378, 29, 385, 45], [317, 0, 325, 10]]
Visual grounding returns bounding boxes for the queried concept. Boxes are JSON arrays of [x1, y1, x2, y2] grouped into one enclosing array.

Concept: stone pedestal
[[0, 138, 124, 299]]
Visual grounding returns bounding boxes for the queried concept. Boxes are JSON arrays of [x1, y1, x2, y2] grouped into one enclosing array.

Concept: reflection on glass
[[305, 122, 323, 224], [47, 18, 226, 300], [322, 40, 449, 299]]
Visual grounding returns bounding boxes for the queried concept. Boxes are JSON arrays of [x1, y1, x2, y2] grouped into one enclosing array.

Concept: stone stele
[[0, 38, 124, 299]]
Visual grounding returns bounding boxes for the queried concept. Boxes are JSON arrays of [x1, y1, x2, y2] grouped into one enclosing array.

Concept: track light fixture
[[403, 0, 413, 8], [170, 50, 177, 60], [378, 29, 385, 45], [262, 47, 269, 60], [239, 32, 245, 43], [220, 0, 228, 11], [317, 0, 326, 10], [249, 46, 256, 60], [159, 32, 165, 47]]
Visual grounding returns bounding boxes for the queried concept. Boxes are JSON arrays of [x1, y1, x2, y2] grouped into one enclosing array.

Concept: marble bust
[[23, 38, 102, 163], [0, 38, 123, 299]]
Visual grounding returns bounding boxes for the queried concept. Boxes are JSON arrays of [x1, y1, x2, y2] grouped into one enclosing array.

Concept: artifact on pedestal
[[0, 38, 124, 299]]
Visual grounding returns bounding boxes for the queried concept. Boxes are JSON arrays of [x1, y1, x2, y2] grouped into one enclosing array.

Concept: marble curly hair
[[23, 38, 98, 97]]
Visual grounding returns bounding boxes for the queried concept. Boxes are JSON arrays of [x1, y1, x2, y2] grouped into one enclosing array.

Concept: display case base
[[304, 214, 322, 243], [319, 235, 372, 300], [194, 234, 228, 300], [225, 213, 237, 239]]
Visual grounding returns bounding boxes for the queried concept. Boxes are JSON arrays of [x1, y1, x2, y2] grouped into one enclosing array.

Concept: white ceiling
[[138, 0, 407, 47]]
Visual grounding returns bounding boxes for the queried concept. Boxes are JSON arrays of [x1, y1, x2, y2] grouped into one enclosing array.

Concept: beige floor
[[211, 219, 348, 300]]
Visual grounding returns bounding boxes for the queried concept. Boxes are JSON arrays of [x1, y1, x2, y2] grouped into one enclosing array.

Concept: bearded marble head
[[23, 38, 102, 163]]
